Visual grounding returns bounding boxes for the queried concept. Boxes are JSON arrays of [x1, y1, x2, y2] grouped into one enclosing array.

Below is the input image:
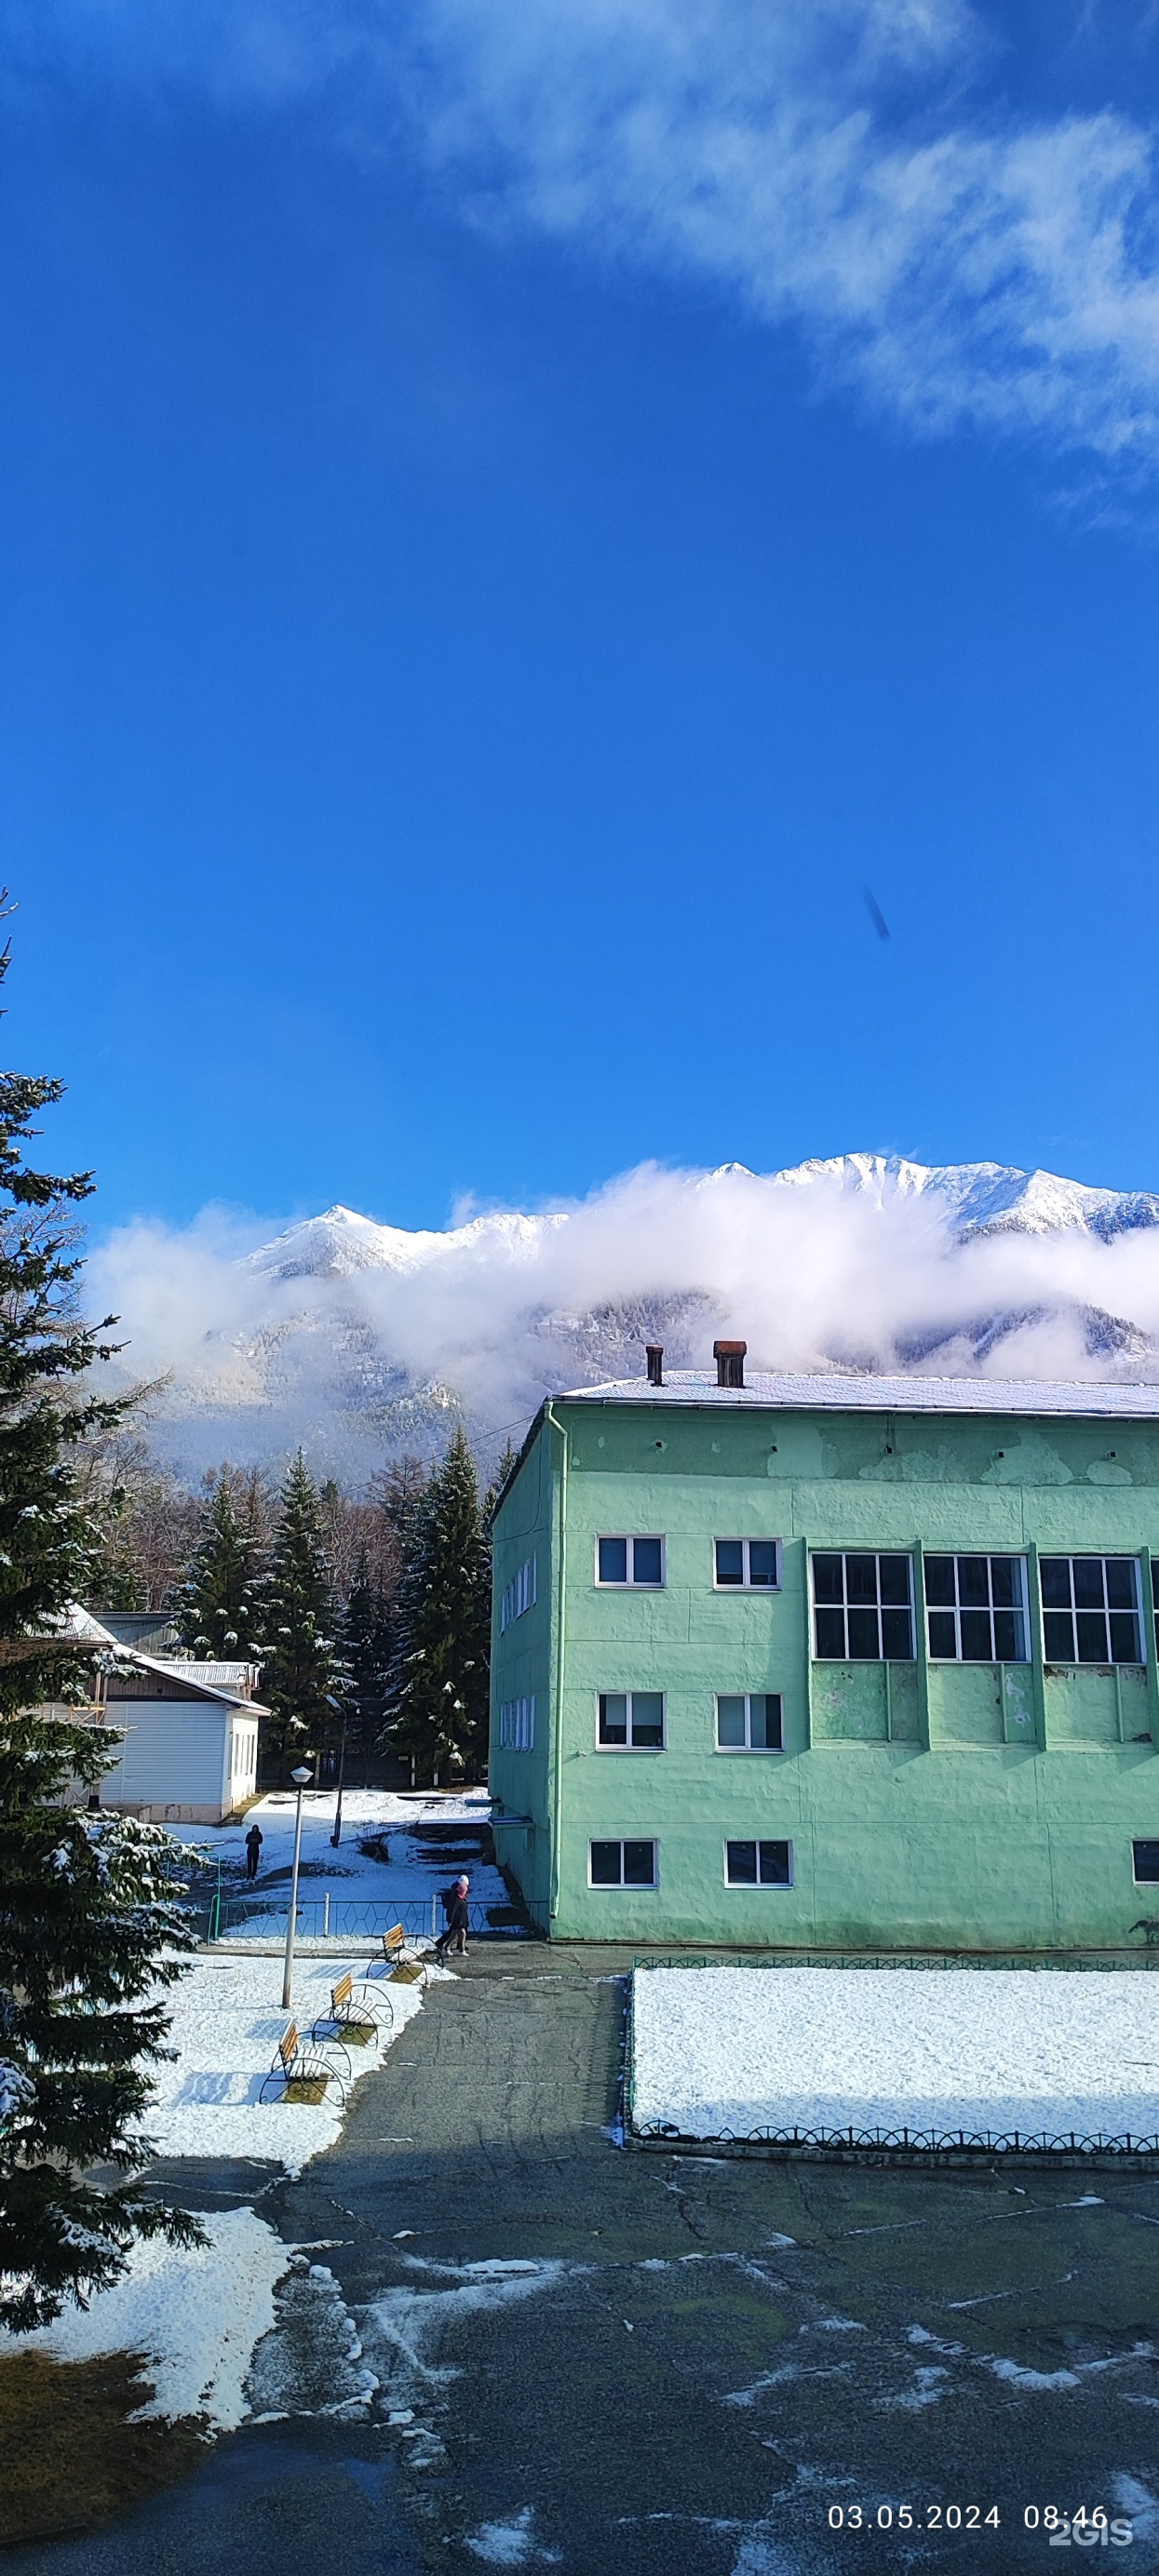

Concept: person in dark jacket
[[436, 1875, 470, 1959], [244, 1822, 263, 1882]]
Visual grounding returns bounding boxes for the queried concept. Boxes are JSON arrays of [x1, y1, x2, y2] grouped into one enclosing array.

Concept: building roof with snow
[[557, 1368, 1159, 1421], [66, 1609, 268, 1714]]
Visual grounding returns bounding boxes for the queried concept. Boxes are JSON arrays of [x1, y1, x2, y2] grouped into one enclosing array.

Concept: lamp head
[[290, 1764, 313, 1787]]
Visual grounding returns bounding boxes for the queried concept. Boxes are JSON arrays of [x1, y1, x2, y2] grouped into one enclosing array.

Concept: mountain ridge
[[108, 1154, 1159, 1484]]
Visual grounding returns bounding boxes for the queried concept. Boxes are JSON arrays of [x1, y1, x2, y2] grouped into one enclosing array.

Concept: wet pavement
[[9, 1952, 1159, 2575]]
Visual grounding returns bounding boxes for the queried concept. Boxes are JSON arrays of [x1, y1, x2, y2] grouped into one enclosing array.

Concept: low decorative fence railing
[[630, 2119, 1159, 2157]]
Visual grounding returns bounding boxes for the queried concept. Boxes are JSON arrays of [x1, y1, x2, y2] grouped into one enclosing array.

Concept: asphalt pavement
[[9, 1950, 1159, 2576]]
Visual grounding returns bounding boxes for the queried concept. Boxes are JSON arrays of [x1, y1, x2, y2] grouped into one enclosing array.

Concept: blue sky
[[7, 0, 1159, 1233]]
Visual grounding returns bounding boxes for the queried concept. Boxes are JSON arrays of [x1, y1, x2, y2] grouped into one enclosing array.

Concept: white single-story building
[[65, 1610, 267, 1824]]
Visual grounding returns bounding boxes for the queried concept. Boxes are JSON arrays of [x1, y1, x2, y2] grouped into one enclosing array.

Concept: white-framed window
[[598, 1691, 665, 1750], [500, 1555, 537, 1632], [811, 1551, 915, 1661], [714, 1538, 781, 1590], [715, 1693, 783, 1751], [596, 1536, 665, 1588], [925, 1556, 1030, 1664], [589, 1837, 656, 1887], [725, 1838, 793, 1887], [498, 1695, 535, 1751], [1134, 1840, 1159, 1885], [1041, 1557, 1144, 1666]]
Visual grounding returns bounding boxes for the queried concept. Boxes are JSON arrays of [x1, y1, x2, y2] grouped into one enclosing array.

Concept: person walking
[[436, 1875, 470, 1960], [244, 1821, 263, 1882]]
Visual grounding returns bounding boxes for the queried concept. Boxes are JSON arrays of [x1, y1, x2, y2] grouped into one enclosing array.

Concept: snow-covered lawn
[[180, 1787, 509, 1939], [7, 1800, 494, 2443], [138, 1947, 445, 2170], [630, 1966, 1159, 2147], [12, 2207, 290, 2431]]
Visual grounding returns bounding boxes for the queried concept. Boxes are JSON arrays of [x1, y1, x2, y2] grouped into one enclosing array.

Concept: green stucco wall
[[489, 1396, 1159, 1948]]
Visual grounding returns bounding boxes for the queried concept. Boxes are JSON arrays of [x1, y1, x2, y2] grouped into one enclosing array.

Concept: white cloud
[[85, 1157, 1159, 1482], [401, 0, 1159, 470], [12, 0, 1159, 476]]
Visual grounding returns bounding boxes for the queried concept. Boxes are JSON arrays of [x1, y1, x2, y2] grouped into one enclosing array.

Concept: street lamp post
[[281, 1763, 314, 2012], [328, 1695, 346, 1850]]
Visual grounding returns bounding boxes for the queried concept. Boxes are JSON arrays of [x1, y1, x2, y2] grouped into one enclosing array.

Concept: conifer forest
[[87, 1421, 502, 1787]]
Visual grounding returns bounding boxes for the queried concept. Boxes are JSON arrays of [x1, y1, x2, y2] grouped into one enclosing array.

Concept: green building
[[488, 1346, 1159, 1949]]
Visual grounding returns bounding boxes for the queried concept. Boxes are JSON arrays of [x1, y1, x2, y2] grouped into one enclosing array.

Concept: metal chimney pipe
[[645, 1345, 664, 1387], [713, 1339, 747, 1389]]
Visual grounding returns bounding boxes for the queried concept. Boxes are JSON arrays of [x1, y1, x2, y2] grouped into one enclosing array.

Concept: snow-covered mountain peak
[[104, 1151, 1159, 1483], [248, 1200, 568, 1284], [772, 1154, 1159, 1241]]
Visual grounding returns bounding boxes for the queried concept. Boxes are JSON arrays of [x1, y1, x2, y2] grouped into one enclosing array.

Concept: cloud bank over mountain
[[89, 1154, 1159, 1485], [12, 1, 1159, 488]]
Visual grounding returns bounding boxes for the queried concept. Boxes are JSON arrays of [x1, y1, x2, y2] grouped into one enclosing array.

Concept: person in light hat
[[436, 1874, 470, 1959]]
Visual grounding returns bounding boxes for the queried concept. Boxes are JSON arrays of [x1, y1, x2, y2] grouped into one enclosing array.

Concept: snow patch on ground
[[1112, 2477, 1159, 2542], [246, 2257, 378, 2420], [139, 1948, 434, 2171], [11, 2207, 290, 2430], [465, 2505, 561, 2566], [631, 1966, 1159, 2144], [728, 2538, 806, 2576], [357, 2256, 567, 2410]]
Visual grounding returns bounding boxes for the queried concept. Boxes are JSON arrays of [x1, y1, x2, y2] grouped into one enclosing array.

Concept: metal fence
[[630, 2119, 1159, 2157], [208, 1891, 542, 1942]]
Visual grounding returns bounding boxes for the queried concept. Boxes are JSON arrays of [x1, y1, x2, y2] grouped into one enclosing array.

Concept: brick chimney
[[713, 1339, 747, 1389]]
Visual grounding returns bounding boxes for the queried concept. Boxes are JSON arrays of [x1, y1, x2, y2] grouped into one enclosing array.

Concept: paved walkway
[[12, 1954, 1159, 2575]]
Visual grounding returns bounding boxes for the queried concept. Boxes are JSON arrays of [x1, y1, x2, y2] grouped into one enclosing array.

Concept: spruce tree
[[262, 1451, 339, 1762], [384, 1429, 490, 1782], [341, 1549, 393, 1780], [0, 923, 201, 2328], [174, 1469, 263, 1660]]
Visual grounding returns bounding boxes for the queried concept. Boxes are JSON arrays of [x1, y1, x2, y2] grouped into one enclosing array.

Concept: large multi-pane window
[[715, 1694, 783, 1751], [589, 1838, 656, 1887], [925, 1556, 1030, 1663], [1040, 1557, 1143, 1665], [598, 1691, 665, 1749], [597, 1536, 665, 1588], [812, 1553, 914, 1660], [714, 1538, 780, 1590]]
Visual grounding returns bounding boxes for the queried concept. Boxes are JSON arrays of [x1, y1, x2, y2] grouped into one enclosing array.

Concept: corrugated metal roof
[[557, 1369, 1159, 1420]]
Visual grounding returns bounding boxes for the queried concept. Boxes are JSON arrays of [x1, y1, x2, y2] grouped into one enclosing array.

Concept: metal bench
[[311, 1967, 394, 2047], [259, 2019, 348, 2104]]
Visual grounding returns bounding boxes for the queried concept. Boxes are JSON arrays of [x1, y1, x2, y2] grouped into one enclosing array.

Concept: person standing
[[436, 1875, 470, 1959], [244, 1821, 263, 1882]]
